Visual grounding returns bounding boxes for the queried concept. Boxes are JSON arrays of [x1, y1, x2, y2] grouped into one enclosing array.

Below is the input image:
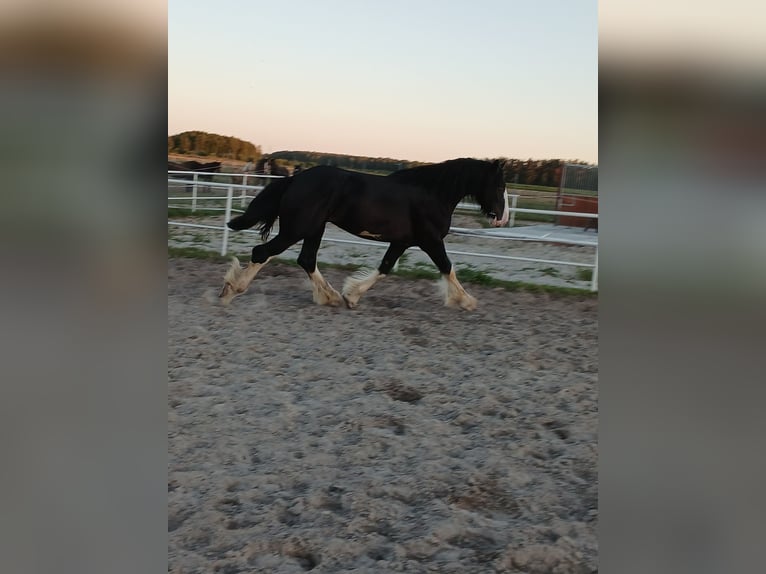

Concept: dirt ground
[[168, 257, 598, 573]]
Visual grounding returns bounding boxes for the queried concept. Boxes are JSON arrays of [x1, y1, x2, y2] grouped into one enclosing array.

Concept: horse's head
[[478, 160, 509, 227]]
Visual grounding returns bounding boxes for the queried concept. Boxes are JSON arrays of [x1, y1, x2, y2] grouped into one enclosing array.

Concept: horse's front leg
[[441, 267, 478, 311], [342, 242, 407, 309], [419, 241, 477, 311], [297, 230, 343, 306]]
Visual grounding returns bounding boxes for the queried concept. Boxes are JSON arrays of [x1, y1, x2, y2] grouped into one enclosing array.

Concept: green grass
[[509, 183, 559, 193], [457, 268, 497, 285], [508, 183, 598, 197], [390, 261, 593, 296], [390, 265, 593, 296], [516, 212, 556, 223], [169, 246, 596, 297], [393, 266, 438, 280], [576, 268, 594, 282], [273, 257, 362, 273], [169, 246, 228, 262], [518, 198, 557, 209], [412, 261, 432, 268], [168, 207, 228, 218], [514, 198, 557, 223], [190, 233, 209, 244]]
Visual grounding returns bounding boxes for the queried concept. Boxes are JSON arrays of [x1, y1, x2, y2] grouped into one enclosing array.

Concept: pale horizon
[[169, 1, 597, 165]]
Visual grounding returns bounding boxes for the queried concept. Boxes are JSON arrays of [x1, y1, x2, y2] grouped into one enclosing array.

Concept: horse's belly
[[357, 230, 386, 241], [333, 220, 409, 243], [353, 228, 406, 242]]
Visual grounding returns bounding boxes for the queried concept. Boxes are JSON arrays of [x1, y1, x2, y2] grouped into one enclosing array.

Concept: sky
[[168, 0, 597, 164]]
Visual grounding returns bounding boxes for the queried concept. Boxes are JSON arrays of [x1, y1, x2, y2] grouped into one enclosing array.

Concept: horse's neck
[[395, 168, 472, 211], [439, 181, 471, 213], [408, 180, 466, 215]]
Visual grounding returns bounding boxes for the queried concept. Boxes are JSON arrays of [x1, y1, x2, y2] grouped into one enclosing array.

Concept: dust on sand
[[168, 258, 597, 573]]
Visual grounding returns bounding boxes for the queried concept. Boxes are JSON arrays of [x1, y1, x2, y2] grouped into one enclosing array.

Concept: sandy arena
[[168, 257, 598, 573]]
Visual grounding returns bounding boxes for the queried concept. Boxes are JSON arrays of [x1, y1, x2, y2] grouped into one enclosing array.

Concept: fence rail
[[168, 174, 598, 291]]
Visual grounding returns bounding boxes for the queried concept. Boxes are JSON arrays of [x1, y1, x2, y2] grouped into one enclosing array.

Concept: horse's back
[[282, 166, 427, 242]]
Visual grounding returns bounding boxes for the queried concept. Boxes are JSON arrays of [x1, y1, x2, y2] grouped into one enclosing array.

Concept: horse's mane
[[388, 158, 497, 205]]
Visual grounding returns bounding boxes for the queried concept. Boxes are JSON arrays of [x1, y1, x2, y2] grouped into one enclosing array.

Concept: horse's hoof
[[342, 294, 357, 309], [445, 294, 477, 311], [312, 291, 343, 307], [219, 283, 236, 305], [459, 294, 478, 311]]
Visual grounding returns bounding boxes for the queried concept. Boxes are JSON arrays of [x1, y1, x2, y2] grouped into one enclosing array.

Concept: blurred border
[[0, 3, 167, 574], [600, 2, 765, 573], [2, 1, 765, 572]]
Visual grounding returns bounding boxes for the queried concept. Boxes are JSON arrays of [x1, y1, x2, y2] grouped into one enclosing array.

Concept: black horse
[[168, 160, 222, 176], [219, 158, 509, 310], [168, 160, 222, 190], [256, 157, 291, 177]]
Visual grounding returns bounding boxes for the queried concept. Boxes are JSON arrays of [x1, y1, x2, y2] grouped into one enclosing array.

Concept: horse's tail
[[227, 177, 292, 240]]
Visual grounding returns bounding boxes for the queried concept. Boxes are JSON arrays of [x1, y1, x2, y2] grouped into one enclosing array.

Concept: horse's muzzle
[[489, 211, 509, 227], [489, 202, 510, 227], [489, 193, 510, 227]]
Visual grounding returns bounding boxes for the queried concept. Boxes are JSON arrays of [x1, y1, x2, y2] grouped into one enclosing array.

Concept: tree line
[[168, 131, 596, 189], [498, 158, 597, 190], [268, 150, 424, 174], [271, 152, 595, 190], [168, 131, 262, 162]]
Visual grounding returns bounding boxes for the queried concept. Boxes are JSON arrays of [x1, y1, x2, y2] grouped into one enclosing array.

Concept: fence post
[[509, 193, 518, 227], [192, 173, 199, 212], [221, 185, 233, 256], [241, 175, 248, 208], [590, 246, 598, 292]]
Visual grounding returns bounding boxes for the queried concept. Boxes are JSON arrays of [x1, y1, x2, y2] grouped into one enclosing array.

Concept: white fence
[[168, 172, 598, 291]]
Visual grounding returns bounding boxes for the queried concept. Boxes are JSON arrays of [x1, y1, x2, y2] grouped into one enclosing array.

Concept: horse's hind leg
[[297, 230, 343, 307], [219, 234, 294, 304], [342, 242, 407, 309], [419, 241, 477, 311]]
